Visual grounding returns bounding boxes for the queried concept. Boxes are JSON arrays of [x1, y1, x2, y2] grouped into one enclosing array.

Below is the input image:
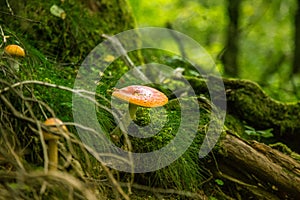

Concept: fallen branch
[[217, 133, 300, 198]]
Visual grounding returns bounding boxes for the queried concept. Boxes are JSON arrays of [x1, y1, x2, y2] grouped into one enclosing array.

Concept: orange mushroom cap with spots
[[112, 85, 168, 107], [4, 44, 25, 57]]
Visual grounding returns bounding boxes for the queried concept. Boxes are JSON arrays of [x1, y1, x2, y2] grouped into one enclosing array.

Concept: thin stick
[[0, 11, 41, 23], [101, 33, 136, 69], [5, 0, 14, 15], [0, 80, 114, 115], [0, 25, 7, 47], [101, 33, 149, 82]]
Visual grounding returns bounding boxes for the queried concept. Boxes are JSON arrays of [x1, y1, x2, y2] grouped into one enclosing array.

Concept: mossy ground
[[92, 48, 215, 191], [0, 1, 236, 199], [1, 42, 218, 198]]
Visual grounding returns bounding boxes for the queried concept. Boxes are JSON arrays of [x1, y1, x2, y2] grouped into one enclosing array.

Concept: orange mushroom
[[4, 44, 25, 57], [4, 44, 25, 71], [43, 118, 68, 171], [112, 85, 168, 120]]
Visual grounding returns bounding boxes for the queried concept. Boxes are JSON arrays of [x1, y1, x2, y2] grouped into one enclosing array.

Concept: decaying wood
[[217, 133, 300, 198]]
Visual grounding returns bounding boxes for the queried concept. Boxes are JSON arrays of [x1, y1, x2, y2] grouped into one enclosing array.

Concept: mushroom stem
[[128, 103, 138, 121], [8, 59, 20, 72], [48, 139, 58, 171], [43, 118, 68, 171]]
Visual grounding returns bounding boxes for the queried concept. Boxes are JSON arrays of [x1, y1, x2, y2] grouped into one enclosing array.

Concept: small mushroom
[[4, 44, 25, 71], [4, 44, 25, 57], [112, 85, 168, 121], [43, 117, 68, 171]]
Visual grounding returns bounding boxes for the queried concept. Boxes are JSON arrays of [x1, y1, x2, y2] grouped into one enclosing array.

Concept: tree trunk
[[293, 0, 300, 74], [220, 0, 241, 77]]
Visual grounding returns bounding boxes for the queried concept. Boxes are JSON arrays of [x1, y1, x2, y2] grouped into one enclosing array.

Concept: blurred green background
[[128, 0, 299, 102]]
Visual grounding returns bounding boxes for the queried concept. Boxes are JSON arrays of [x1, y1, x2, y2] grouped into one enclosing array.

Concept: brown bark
[[217, 133, 300, 198]]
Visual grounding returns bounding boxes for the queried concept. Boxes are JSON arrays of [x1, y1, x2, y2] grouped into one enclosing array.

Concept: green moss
[[0, 3, 229, 195], [186, 76, 300, 137], [0, 0, 136, 65], [224, 114, 244, 135], [120, 97, 212, 190]]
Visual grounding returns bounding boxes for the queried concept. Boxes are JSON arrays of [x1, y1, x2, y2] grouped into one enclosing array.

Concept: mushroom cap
[[112, 85, 168, 107], [4, 44, 25, 57], [43, 118, 68, 140]]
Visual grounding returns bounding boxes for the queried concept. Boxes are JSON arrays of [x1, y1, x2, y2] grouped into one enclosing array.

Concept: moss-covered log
[[187, 76, 300, 132], [187, 76, 300, 150], [223, 78, 300, 134], [186, 76, 300, 198]]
